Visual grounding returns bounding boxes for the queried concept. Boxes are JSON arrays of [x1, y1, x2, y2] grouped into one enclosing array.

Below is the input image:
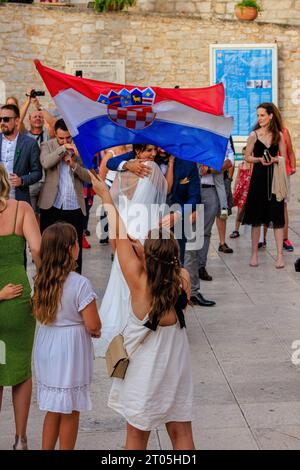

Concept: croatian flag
[[35, 60, 233, 171]]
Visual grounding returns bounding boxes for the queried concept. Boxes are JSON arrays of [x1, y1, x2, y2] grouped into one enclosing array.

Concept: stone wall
[[33, 1, 300, 26], [136, 0, 300, 26], [0, 4, 300, 152]]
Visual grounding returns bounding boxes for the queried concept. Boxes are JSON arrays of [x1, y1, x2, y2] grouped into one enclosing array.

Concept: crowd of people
[[0, 92, 297, 450]]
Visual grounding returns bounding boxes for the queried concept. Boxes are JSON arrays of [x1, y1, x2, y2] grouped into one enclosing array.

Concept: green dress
[[0, 209, 36, 386]]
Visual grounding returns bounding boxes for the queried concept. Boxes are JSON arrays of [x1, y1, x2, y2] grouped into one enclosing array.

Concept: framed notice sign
[[65, 60, 125, 84], [210, 44, 278, 142]]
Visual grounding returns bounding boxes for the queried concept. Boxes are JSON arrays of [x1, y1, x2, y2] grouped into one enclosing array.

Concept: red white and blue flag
[[35, 60, 233, 170]]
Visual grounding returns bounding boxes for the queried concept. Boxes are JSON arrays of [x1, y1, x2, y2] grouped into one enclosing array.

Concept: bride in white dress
[[93, 147, 167, 356]]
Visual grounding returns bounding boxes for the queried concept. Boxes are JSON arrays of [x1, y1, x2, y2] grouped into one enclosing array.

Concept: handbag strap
[[128, 328, 152, 358]]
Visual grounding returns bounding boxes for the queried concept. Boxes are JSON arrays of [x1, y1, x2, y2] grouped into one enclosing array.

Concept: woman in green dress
[[0, 164, 41, 449]]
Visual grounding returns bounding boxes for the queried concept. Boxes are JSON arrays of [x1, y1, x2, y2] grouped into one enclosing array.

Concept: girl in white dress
[[90, 172, 195, 450], [32, 222, 101, 450]]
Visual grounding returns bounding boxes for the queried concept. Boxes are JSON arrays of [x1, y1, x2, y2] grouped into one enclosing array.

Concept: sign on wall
[[210, 44, 278, 141], [65, 60, 125, 84]]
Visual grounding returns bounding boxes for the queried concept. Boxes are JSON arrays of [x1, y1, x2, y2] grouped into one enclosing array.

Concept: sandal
[[230, 230, 240, 239]]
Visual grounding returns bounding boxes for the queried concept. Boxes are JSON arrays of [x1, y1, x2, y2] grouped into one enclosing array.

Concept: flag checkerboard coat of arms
[[99, 87, 156, 130], [108, 106, 156, 130]]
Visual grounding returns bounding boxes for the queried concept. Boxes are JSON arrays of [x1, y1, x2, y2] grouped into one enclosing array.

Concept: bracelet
[[71, 163, 78, 172]]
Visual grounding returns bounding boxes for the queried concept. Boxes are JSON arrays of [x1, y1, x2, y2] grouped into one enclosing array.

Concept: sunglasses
[[0, 116, 16, 123]]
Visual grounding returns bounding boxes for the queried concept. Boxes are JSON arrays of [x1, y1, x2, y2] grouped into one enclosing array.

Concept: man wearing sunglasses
[[0, 104, 42, 203]]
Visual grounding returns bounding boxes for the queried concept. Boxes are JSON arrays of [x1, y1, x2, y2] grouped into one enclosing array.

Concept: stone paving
[[1, 174, 300, 450]]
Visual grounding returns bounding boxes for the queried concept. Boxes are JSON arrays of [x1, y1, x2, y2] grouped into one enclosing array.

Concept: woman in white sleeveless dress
[[90, 170, 194, 450], [93, 146, 167, 357]]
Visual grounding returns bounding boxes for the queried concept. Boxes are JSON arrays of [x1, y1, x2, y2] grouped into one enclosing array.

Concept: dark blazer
[[106, 152, 201, 211], [0, 133, 42, 203]]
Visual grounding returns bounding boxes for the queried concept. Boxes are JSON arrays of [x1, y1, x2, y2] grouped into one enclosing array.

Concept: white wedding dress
[[93, 161, 167, 357]]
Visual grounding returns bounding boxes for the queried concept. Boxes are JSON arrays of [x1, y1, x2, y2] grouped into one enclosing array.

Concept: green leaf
[[236, 0, 262, 11], [94, 0, 136, 13]]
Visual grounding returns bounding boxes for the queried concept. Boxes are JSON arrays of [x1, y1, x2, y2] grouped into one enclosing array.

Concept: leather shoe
[[218, 243, 233, 253], [198, 267, 212, 281], [190, 292, 216, 307]]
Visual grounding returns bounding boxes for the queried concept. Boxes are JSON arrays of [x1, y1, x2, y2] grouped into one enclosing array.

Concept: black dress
[[242, 137, 285, 228]]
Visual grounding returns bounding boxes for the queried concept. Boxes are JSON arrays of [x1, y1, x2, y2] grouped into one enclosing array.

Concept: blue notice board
[[210, 44, 278, 139]]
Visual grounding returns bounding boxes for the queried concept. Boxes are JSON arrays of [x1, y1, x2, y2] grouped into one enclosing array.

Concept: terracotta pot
[[235, 6, 258, 21]]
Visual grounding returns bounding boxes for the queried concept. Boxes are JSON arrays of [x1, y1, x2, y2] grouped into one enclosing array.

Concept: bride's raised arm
[[89, 171, 144, 294]]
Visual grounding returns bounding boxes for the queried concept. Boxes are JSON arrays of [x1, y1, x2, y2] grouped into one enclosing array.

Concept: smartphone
[[263, 150, 271, 163]]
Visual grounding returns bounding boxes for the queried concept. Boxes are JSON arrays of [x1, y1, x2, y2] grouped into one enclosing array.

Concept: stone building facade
[[66, 0, 300, 26], [0, 3, 299, 151], [134, 0, 300, 26]]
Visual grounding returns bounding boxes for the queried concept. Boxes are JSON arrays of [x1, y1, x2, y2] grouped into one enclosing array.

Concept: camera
[[28, 90, 45, 99]]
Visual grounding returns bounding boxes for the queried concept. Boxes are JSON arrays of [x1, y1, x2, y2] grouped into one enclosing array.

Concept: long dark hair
[[253, 102, 282, 145], [144, 228, 182, 322], [133, 144, 171, 166], [132, 144, 153, 155]]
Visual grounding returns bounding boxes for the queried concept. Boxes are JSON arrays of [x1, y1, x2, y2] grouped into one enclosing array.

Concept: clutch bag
[[105, 334, 129, 379]]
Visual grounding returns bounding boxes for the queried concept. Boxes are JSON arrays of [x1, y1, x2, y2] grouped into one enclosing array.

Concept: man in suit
[[38, 119, 91, 274], [0, 104, 42, 203], [106, 146, 215, 307]]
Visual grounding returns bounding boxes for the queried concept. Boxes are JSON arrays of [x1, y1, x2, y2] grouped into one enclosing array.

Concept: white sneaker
[[220, 209, 228, 220]]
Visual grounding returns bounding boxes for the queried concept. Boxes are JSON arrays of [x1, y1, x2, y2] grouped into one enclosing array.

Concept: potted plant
[[94, 0, 136, 13], [235, 0, 262, 21]]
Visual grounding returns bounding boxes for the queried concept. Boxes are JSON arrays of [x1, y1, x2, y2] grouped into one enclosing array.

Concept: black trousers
[[83, 196, 94, 232], [40, 206, 84, 274]]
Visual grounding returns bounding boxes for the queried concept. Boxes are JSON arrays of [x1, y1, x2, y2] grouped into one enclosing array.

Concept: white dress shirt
[[53, 160, 80, 210], [1, 133, 19, 199]]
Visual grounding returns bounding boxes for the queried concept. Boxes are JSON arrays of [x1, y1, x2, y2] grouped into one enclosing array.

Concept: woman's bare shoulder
[[249, 130, 258, 140], [18, 200, 33, 213]]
